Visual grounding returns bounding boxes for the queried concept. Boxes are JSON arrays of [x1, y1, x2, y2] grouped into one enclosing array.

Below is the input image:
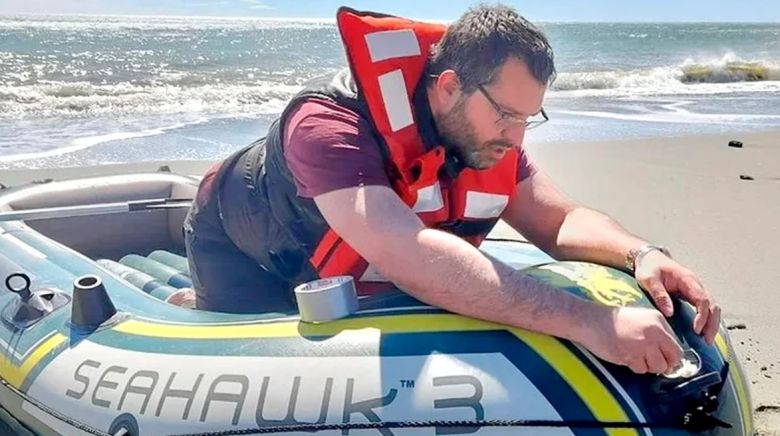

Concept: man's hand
[[580, 306, 684, 374], [634, 251, 721, 345]]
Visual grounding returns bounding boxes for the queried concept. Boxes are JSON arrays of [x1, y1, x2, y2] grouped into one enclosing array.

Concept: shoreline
[[2, 128, 778, 187], [2, 129, 780, 432]]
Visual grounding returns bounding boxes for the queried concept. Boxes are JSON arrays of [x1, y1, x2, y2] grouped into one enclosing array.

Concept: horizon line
[[0, 12, 779, 24]]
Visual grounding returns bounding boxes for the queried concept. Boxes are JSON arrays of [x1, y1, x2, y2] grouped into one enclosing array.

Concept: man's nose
[[502, 124, 526, 149]]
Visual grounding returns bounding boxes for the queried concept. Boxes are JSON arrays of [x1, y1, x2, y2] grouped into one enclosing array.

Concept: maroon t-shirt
[[283, 99, 537, 198]]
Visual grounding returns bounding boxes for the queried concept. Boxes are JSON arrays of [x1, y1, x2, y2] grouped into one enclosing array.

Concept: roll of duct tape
[[294, 276, 358, 323]]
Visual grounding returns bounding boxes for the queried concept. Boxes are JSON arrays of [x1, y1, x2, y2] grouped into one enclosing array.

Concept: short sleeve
[[517, 146, 538, 182], [283, 99, 391, 198]]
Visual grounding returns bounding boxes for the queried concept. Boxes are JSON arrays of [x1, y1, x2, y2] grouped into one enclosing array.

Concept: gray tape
[[294, 276, 359, 323]]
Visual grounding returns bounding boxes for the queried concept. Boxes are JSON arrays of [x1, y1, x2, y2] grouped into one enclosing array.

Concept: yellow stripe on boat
[[114, 313, 499, 339], [715, 333, 729, 360], [0, 333, 67, 389], [510, 329, 635, 436], [716, 333, 752, 435]]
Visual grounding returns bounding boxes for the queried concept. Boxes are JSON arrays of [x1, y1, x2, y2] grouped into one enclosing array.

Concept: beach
[[2, 128, 779, 432], [514, 129, 780, 434], [2, 12, 779, 433]]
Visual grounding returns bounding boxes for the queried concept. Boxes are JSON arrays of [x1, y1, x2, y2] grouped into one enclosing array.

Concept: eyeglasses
[[477, 84, 548, 130]]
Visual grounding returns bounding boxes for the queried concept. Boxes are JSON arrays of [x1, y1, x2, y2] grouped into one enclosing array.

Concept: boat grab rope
[[168, 415, 729, 436]]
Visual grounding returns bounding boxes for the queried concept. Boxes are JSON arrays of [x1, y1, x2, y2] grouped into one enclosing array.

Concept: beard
[[436, 95, 512, 170]]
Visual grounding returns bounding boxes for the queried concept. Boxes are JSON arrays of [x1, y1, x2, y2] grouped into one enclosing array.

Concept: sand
[[2, 128, 779, 433], [520, 129, 780, 434]]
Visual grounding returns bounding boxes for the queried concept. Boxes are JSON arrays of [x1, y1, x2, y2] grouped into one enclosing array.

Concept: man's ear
[[434, 69, 462, 107]]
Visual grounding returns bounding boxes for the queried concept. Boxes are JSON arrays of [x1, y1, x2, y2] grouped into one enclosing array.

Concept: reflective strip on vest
[[377, 70, 414, 132], [412, 181, 444, 213], [463, 191, 510, 219], [365, 29, 421, 62], [365, 27, 421, 133]]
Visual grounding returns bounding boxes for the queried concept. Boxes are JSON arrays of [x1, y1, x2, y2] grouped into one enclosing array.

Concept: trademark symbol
[[400, 379, 415, 388]]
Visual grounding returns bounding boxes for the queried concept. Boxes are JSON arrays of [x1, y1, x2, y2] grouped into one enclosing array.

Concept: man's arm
[[502, 170, 721, 344], [316, 185, 594, 340], [314, 185, 683, 373]]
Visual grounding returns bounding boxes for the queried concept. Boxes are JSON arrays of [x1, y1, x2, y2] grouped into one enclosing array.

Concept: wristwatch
[[625, 244, 671, 272]]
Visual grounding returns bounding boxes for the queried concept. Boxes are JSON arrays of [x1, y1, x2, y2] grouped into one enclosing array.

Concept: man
[[184, 5, 721, 375]]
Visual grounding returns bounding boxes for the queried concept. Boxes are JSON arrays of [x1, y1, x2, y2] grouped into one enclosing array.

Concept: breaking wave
[[0, 80, 300, 119], [553, 55, 780, 94]]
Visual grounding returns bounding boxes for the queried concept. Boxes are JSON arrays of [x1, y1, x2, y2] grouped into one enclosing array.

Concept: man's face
[[437, 57, 547, 169]]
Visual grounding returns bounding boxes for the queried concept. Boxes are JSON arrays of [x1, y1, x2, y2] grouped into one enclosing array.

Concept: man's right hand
[[579, 306, 684, 374]]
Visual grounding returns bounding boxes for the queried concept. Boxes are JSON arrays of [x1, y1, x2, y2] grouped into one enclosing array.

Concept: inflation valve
[[70, 275, 118, 330], [3, 272, 70, 329]]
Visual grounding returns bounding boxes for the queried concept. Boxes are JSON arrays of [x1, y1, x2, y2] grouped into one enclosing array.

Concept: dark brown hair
[[427, 4, 556, 91]]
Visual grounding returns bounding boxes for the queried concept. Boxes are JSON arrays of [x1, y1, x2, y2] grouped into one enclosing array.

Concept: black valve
[[5, 273, 32, 300], [70, 275, 117, 331], [3, 272, 70, 329]]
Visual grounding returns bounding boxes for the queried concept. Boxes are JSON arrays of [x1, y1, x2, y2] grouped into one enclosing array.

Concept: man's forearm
[[552, 206, 647, 268], [375, 227, 605, 343]]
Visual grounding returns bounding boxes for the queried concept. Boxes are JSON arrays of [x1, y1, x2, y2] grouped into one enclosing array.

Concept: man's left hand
[[634, 250, 721, 345]]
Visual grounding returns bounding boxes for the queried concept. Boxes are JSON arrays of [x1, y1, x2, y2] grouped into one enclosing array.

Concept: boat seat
[[0, 173, 199, 260]]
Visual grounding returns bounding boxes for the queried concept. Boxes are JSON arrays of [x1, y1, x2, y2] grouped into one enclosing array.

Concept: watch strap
[[626, 244, 671, 272]]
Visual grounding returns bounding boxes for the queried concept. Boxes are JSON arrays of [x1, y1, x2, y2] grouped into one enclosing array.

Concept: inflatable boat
[[0, 173, 753, 435]]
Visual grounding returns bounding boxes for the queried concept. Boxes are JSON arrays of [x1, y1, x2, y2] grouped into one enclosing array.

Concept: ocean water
[[1, 15, 779, 169]]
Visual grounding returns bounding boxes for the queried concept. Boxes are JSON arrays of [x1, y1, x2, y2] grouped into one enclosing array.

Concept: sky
[[0, 0, 779, 22]]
